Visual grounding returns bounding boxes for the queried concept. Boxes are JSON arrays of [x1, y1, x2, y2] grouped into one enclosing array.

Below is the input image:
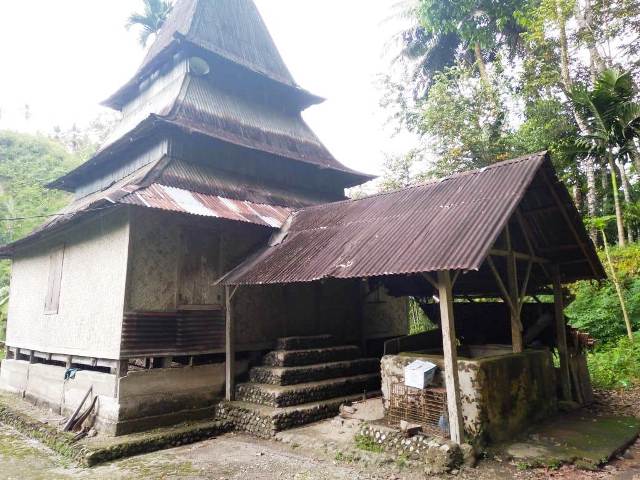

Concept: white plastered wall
[[5, 209, 130, 359]]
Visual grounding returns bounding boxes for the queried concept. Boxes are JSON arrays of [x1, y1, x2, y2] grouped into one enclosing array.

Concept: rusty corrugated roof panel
[[165, 75, 363, 176], [158, 159, 340, 208], [0, 159, 290, 258], [120, 183, 290, 228], [220, 152, 602, 285]]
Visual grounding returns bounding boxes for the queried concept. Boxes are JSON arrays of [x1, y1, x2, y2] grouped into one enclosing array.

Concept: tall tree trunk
[[585, 156, 598, 242], [629, 142, 640, 173], [575, 0, 607, 73], [556, 0, 572, 89], [617, 158, 634, 243], [572, 184, 583, 212], [601, 229, 633, 340], [555, 5, 601, 241], [474, 42, 490, 85], [608, 154, 626, 246]]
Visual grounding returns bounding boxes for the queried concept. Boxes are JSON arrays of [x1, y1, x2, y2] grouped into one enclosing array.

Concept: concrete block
[[0, 359, 29, 392]]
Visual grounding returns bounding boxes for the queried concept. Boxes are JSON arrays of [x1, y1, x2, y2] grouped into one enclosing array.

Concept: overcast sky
[[0, 0, 417, 177]]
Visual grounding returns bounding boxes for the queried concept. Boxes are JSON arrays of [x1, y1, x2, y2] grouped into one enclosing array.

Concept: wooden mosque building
[[0, 0, 602, 442]]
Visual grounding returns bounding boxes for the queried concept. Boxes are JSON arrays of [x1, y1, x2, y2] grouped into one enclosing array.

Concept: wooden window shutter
[[44, 245, 65, 314]]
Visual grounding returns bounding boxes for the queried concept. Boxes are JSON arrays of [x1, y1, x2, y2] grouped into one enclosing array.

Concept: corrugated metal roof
[[0, 158, 290, 258], [220, 153, 603, 285], [120, 183, 290, 228], [167, 75, 359, 174], [104, 0, 320, 110], [157, 159, 340, 208]]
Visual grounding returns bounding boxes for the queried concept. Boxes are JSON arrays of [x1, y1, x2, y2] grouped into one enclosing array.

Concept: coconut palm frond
[[126, 0, 173, 47]]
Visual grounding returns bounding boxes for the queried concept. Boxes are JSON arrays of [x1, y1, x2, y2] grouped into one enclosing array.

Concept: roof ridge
[[298, 151, 548, 214]]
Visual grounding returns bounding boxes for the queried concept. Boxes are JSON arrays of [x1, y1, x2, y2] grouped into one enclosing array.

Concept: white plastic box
[[404, 360, 437, 389]]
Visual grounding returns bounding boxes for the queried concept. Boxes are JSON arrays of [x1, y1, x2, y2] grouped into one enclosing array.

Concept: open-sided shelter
[[219, 152, 604, 443]]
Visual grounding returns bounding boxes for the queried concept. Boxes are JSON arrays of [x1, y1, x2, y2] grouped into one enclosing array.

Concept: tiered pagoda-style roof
[[49, 0, 372, 192], [1, 0, 374, 257]]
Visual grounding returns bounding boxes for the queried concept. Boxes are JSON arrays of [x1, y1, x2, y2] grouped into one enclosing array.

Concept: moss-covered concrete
[[382, 349, 557, 444], [0, 392, 232, 467], [502, 414, 640, 469]]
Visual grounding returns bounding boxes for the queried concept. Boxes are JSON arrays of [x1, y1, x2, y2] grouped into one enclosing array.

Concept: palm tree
[[570, 69, 640, 246], [127, 0, 173, 47]]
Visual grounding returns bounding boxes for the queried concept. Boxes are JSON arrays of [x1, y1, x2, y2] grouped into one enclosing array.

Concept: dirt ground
[[1, 388, 640, 480]]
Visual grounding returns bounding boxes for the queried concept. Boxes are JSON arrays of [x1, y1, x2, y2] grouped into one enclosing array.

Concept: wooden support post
[[437, 270, 464, 445], [116, 359, 128, 378], [552, 268, 572, 401], [225, 285, 235, 401], [506, 227, 523, 353]]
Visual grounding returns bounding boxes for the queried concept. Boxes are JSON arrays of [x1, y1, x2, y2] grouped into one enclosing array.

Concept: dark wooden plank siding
[[121, 310, 225, 357]]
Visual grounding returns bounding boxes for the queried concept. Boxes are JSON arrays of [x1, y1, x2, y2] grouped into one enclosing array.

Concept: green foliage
[[418, 0, 527, 50], [421, 65, 513, 175], [0, 131, 83, 297], [127, 0, 173, 47], [566, 243, 640, 343], [587, 332, 640, 389], [408, 298, 437, 334], [354, 434, 383, 453], [379, 150, 427, 192], [566, 277, 640, 344]]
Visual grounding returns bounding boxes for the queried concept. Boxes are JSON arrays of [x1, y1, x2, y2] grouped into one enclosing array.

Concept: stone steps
[[262, 345, 360, 367], [235, 373, 380, 408], [250, 358, 380, 386], [276, 335, 335, 350], [216, 393, 375, 438]]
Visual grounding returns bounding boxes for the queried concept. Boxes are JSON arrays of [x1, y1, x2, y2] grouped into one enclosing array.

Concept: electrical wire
[[0, 205, 115, 222]]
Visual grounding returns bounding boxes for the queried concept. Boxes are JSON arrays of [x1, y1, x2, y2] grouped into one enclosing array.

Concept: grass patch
[[354, 434, 383, 453], [334, 450, 357, 463]]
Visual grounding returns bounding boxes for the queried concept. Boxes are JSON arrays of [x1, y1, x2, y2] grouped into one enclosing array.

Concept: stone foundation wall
[[0, 359, 249, 436], [0, 359, 119, 433], [358, 423, 464, 474], [215, 397, 351, 438]]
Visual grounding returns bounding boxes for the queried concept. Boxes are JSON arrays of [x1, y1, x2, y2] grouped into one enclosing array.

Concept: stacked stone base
[[216, 395, 364, 438], [219, 335, 380, 436], [358, 423, 467, 474]]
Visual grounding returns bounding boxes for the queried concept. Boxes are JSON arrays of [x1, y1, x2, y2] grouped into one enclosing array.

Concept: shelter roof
[[104, 0, 321, 110], [219, 152, 605, 288]]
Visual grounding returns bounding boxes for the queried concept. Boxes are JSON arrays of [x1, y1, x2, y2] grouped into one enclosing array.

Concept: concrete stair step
[[250, 358, 380, 386], [262, 345, 360, 367], [216, 392, 379, 438], [235, 373, 380, 408], [276, 335, 335, 350]]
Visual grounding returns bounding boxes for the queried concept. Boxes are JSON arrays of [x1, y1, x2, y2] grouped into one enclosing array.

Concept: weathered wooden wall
[[5, 209, 130, 359], [125, 208, 408, 354]]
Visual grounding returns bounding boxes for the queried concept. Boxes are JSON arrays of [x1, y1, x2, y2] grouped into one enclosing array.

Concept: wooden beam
[[225, 285, 235, 401], [552, 267, 572, 401], [437, 270, 464, 445], [486, 256, 516, 314], [421, 273, 438, 290], [489, 249, 549, 265], [520, 204, 560, 215], [518, 260, 533, 316], [506, 226, 524, 353], [515, 209, 552, 281], [542, 171, 600, 278]]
